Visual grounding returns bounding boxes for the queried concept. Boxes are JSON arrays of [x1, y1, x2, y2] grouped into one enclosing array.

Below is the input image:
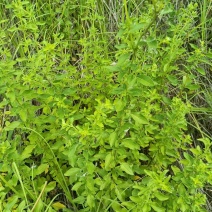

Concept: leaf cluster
[[0, 0, 212, 211]]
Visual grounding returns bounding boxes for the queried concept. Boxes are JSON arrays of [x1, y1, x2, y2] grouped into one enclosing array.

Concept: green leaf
[[198, 138, 211, 148], [143, 204, 151, 212], [100, 177, 110, 190], [129, 23, 146, 33], [34, 199, 44, 212], [4, 121, 21, 131], [131, 113, 149, 125], [66, 144, 78, 167], [151, 203, 165, 212], [114, 99, 126, 112], [115, 187, 124, 201], [64, 168, 81, 176], [17, 200, 26, 211], [87, 194, 95, 208], [139, 153, 149, 161], [73, 196, 85, 204], [0, 98, 8, 108], [111, 202, 123, 211], [122, 139, 140, 150], [122, 201, 136, 210], [160, 5, 173, 15], [128, 88, 142, 96], [111, 85, 126, 94], [6, 91, 15, 102], [19, 110, 27, 122], [105, 152, 113, 170], [130, 196, 141, 203], [189, 43, 198, 50], [154, 191, 169, 201], [117, 53, 131, 65], [183, 152, 194, 162], [120, 163, 134, 175], [34, 164, 49, 176], [167, 75, 179, 86], [106, 64, 120, 72], [109, 131, 117, 147], [144, 169, 154, 178], [5, 195, 19, 210], [87, 162, 95, 174], [196, 67, 206, 75], [138, 75, 156, 87], [20, 145, 36, 160], [52, 202, 66, 210], [63, 88, 77, 95], [45, 181, 56, 192], [72, 182, 83, 191], [146, 37, 158, 49], [185, 83, 200, 91]]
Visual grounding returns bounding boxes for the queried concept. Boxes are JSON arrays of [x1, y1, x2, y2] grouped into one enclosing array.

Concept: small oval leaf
[[138, 75, 156, 87], [120, 163, 134, 175]]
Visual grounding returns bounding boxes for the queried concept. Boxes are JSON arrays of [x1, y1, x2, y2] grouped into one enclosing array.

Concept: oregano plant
[[0, 0, 211, 211]]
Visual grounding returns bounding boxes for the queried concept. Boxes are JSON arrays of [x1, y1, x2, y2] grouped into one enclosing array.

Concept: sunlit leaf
[[52, 202, 66, 210], [109, 131, 117, 147], [138, 75, 156, 87], [160, 5, 173, 15], [121, 139, 140, 150], [139, 153, 149, 161], [20, 145, 36, 160], [154, 191, 169, 201], [105, 152, 113, 170], [114, 98, 126, 112], [64, 168, 81, 176], [34, 164, 49, 176], [130, 196, 141, 203], [72, 182, 83, 191], [131, 113, 149, 125], [151, 203, 165, 212], [45, 181, 56, 192], [87, 194, 95, 208], [129, 23, 146, 33], [19, 110, 27, 122], [146, 37, 158, 49], [4, 121, 21, 131], [73, 196, 85, 204], [120, 163, 134, 175], [167, 75, 179, 86]]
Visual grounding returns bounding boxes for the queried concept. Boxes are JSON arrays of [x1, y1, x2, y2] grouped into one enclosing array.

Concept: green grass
[[0, 0, 212, 211]]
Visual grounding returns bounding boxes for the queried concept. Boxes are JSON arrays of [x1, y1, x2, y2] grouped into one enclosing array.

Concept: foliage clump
[[0, 0, 212, 211]]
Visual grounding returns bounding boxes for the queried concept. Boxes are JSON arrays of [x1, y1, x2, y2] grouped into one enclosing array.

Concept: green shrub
[[0, 0, 211, 211]]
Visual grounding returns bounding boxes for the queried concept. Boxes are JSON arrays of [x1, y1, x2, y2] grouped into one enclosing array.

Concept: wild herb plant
[[0, 0, 212, 211]]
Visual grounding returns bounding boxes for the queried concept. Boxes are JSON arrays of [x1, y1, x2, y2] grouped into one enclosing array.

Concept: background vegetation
[[0, 0, 212, 211]]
